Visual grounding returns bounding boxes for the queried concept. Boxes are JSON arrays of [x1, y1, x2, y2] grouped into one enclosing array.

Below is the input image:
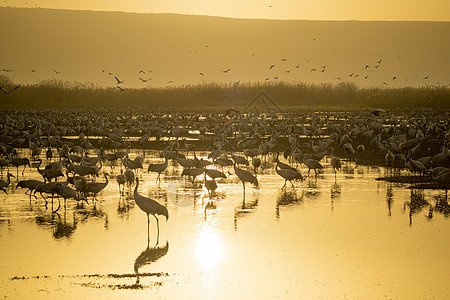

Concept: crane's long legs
[[147, 213, 150, 248], [155, 215, 160, 247]]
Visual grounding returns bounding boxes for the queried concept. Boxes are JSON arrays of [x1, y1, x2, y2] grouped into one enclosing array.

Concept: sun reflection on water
[[195, 226, 224, 271]]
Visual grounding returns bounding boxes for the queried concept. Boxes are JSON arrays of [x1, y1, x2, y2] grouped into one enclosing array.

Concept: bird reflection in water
[[433, 194, 450, 217], [34, 208, 78, 238], [304, 178, 321, 200], [53, 211, 77, 239], [330, 181, 341, 211], [386, 183, 394, 216], [404, 189, 429, 226], [134, 241, 169, 284], [117, 197, 132, 218], [276, 189, 303, 218], [234, 193, 259, 230]]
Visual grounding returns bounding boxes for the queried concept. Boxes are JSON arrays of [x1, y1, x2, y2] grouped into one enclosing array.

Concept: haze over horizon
[[1, 0, 449, 21], [0, 6, 449, 89]]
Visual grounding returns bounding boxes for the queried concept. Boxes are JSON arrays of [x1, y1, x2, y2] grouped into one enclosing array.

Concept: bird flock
[[1, 55, 446, 91], [1, 107, 450, 233]]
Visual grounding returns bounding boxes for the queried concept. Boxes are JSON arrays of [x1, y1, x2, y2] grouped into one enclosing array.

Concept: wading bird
[[330, 147, 341, 177], [0, 173, 14, 190], [233, 163, 258, 200], [147, 156, 168, 184], [116, 169, 126, 196], [134, 178, 169, 246], [82, 173, 109, 201], [275, 164, 302, 189]]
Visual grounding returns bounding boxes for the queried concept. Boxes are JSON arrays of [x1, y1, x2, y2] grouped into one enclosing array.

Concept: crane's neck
[[36, 160, 43, 173]]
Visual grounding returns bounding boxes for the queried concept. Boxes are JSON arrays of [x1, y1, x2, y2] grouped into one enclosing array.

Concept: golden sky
[[2, 0, 450, 21]]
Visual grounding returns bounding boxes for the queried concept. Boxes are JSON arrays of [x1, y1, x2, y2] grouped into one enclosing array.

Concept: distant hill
[[0, 7, 449, 88]]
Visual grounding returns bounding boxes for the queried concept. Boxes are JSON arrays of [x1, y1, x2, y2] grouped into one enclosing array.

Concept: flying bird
[[377, 59, 382, 64], [117, 86, 126, 92], [311, 68, 317, 72], [281, 58, 287, 61], [138, 70, 145, 74], [199, 72, 204, 76], [269, 65, 276, 70], [139, 77, 152, 82], [222, 68, 231, 73], [114, 76, 124, 84], [53, 69, 61, 74], [0, 85, 20, 95]]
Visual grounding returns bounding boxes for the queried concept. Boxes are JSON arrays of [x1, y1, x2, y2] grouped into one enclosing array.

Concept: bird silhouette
[[139, 77, 152, 82], [117, 86, 126, 92], [233, 163, 258, 201], [82, 173, 109, 201], [114, 76, 124, 84], [147, 156, 168, 184], [269, 65, 276, 70], [16, 179, 44, 200], [275, 164, 302, 189], [0, 173, 14, 190], [222, 68, 231, 73], [0, 85, 20, 95], [116, 169, 126, 196], [134, 178, 168, 246], [330, 147, 341, 178]]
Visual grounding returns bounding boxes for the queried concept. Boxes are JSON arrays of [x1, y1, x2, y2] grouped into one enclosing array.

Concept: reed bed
[[1, 75, 449, 108]]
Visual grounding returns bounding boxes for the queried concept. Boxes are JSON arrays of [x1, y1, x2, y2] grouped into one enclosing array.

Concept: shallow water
[[0, 150, 449, 299]]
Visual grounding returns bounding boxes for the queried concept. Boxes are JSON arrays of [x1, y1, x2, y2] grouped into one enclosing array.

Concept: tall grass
[[0, 75, 448, 109]]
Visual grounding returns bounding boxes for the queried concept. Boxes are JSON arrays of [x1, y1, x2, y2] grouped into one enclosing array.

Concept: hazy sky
[[2, 0, 450, 21]]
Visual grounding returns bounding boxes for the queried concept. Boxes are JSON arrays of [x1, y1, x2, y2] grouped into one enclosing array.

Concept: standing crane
[[134, 178, 169, 246], [233, 163, 258, 201]]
